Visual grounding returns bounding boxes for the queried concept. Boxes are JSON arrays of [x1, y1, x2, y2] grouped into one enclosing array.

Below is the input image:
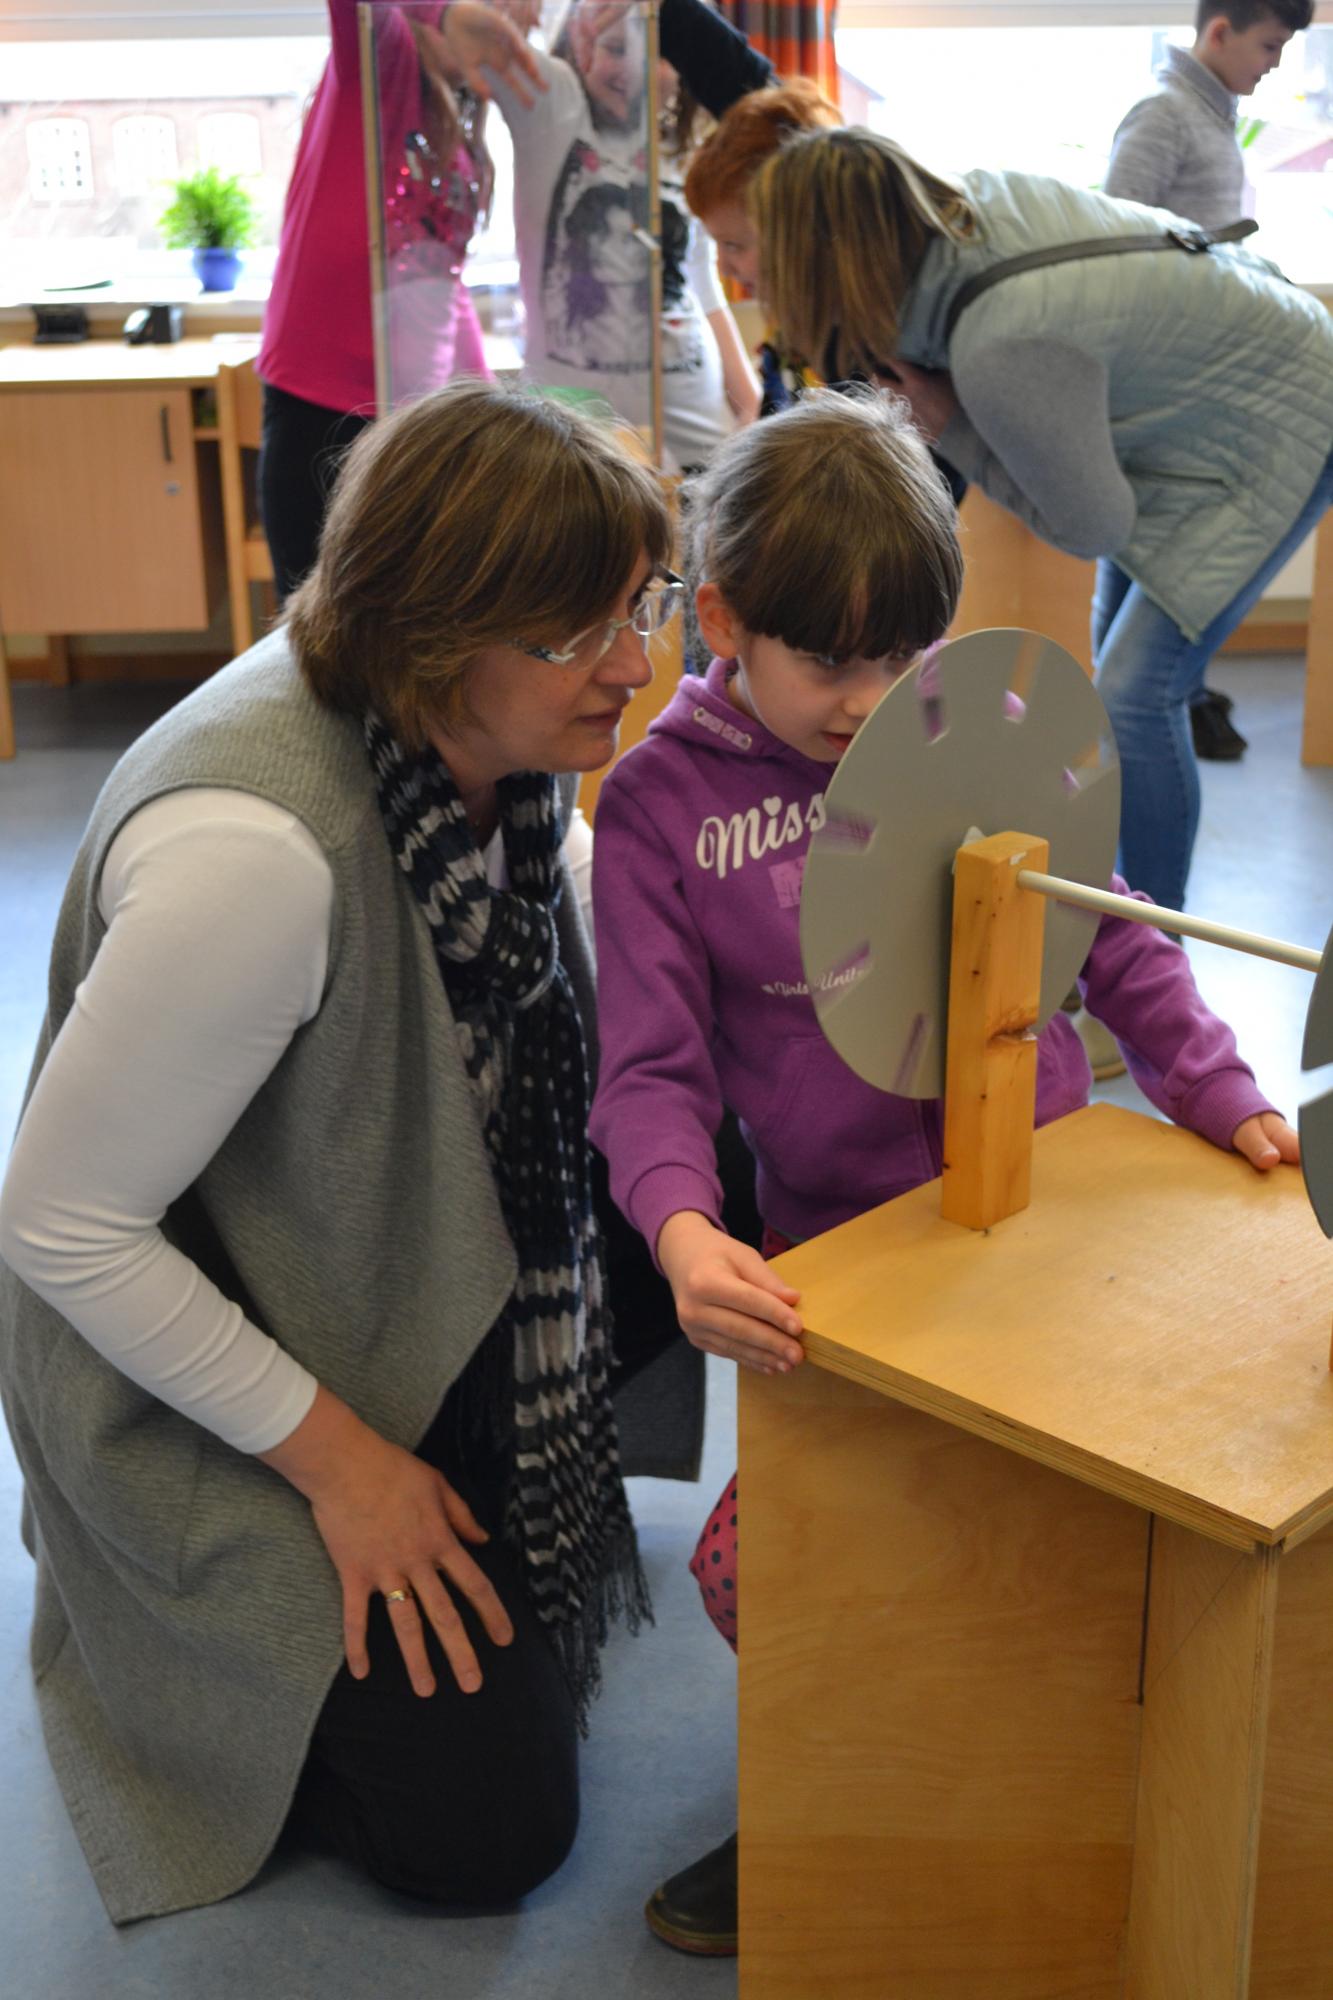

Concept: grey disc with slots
[[1299, 915, 1333, 1237], [799, 629, 1122, 1099]]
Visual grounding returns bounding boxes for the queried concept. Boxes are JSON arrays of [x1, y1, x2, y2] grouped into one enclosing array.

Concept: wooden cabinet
[[740, 1103, 1333, 1997], [0, 337, 262, 758], [0, 386, 210, 633]]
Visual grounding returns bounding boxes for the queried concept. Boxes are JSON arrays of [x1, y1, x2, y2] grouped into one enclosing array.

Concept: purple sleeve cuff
[[1176, 1072, 1279, 1154], [629, 1163, 725, 1272]]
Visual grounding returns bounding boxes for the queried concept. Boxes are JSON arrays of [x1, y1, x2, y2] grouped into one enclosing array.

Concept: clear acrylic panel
[[360, 1, 663, 459]]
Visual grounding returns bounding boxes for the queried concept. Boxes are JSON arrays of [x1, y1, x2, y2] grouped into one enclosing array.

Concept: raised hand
[[432, 1, 546, 110]]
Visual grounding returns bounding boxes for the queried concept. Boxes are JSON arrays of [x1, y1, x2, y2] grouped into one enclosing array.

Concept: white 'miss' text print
[[695, 792, 826, 880]]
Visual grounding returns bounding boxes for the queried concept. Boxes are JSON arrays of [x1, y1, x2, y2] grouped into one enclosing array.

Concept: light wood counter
[[0, 337, 258, 391]]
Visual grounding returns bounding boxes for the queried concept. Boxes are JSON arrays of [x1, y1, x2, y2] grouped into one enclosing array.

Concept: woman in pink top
[[258, 2, 540, 598]]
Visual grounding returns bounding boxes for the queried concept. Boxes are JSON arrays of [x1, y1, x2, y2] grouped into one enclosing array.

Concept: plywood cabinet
[[0, 386, 209, 633], [740, 1104, 1333, 1997]]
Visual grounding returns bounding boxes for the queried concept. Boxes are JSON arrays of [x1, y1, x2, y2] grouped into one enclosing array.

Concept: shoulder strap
[[942, 216, 1259, 347]]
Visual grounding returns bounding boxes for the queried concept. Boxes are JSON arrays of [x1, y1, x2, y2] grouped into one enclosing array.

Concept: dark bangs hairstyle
[[287, 380, 671, 750], [685, 386, 963, 665]]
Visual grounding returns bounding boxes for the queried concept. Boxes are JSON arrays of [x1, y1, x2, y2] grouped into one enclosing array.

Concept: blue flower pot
[[192, 246, 242, 293]]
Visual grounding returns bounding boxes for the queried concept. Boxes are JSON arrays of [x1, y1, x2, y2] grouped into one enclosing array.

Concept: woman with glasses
[[0, 382, 686, 1926]]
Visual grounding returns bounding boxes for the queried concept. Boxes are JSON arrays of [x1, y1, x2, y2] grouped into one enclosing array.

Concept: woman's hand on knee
[[656, 1211, 804, 1375], [259, 1386, 514, 1698]]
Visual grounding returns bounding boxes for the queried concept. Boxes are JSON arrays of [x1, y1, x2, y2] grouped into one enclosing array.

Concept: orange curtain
[[716, 0, 840, 103]]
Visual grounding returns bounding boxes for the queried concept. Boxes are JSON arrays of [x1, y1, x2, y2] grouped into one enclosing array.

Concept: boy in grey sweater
[[1105, 0, 1312, 760]]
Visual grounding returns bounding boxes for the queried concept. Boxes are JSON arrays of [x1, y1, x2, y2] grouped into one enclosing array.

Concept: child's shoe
[[644, 1831, 738, 1956]]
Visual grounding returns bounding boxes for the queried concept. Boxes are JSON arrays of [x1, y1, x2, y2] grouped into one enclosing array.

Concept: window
[[834, 20, 1333, 281], [25, 117, 94, 203], [111, 113, 178, 196], [198, 110, 263, 179], [1, 36, 327, 300]]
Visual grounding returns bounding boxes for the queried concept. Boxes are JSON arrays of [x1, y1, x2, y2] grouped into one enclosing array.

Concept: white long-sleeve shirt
[[0, 789, 594, 1456]]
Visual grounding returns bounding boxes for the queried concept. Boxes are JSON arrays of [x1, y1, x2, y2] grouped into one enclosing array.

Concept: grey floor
[[1, 658, 1331, 1999]]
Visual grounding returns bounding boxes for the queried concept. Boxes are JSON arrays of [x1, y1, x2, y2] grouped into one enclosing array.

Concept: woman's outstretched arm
[[659, 0, 773, 119]]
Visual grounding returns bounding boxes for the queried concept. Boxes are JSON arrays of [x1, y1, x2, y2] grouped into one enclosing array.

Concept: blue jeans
[[1093, 444, 1333, 912]]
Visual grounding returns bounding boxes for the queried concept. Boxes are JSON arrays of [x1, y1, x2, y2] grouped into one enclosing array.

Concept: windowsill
[[2, 250, 1327, 339], [0, 255, 524, 337], [1, 285, 268, 336]]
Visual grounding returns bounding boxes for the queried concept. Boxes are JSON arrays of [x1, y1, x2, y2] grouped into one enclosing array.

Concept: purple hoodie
[[590, 657, 1275, 1253]]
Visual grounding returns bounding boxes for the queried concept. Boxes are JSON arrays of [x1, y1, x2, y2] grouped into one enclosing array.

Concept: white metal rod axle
[[1014, 870, 1323, 975]]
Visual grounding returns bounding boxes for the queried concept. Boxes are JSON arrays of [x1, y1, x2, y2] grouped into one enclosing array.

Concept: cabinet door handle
[[159, 404, 174, 464]]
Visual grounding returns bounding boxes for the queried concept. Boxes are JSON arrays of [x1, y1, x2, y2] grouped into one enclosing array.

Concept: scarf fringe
[[552, 1520, 655, 1734]]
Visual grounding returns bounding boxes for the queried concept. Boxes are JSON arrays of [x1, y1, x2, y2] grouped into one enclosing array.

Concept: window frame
[[0, 3, 328, 41]]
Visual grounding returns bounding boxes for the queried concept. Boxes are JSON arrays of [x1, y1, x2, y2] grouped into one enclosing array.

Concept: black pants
[[288, 1403, 581, 1908], [285, 1132, 757, 1906], [258, 381, 375, 603]]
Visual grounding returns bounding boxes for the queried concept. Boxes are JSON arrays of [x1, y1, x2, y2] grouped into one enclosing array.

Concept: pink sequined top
[[258, 0, 489, 416]]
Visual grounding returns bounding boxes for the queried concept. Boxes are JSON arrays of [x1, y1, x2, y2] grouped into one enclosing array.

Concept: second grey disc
[[800, 629, 1121, 1099]]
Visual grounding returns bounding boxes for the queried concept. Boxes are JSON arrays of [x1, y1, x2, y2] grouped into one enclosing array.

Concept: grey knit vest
[[0, 633, 598, 1920]]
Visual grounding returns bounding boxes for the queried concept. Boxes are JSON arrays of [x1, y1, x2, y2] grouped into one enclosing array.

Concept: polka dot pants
[[686, 1228, 792, 1654], [689, 1473, 738, 1652]]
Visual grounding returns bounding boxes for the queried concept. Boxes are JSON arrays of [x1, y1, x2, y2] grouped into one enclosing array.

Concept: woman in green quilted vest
[[754, 126, 1333, 913], [0, 382, 690, 1923]]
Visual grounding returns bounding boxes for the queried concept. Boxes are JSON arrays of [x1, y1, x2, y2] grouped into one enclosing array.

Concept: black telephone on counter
[[123, 304, 184, 345]]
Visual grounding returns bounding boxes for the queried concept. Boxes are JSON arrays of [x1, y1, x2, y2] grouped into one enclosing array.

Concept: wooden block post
[[941, 830, 1049, 1231]]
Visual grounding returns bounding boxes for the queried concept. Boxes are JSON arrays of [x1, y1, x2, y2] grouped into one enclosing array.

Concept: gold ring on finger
[[384, 1586, 413, 1605]]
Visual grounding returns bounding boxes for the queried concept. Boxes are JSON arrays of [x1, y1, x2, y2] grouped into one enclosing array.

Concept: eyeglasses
[[514, 569, 685, 667]]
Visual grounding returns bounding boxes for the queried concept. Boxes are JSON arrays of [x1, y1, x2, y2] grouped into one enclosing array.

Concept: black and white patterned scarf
[[365, 711, 650, 1721]]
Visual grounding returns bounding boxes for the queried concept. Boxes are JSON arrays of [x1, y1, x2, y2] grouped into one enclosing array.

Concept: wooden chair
[[216, 355, 275, 655]]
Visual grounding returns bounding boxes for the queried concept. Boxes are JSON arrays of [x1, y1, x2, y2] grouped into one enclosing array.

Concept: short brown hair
[[755, 127, 976, 378], [685, 386, 962, 663], [683, 79, 841, 219], [287, 381, 672, 748], [1196, 0, 1311, 30]]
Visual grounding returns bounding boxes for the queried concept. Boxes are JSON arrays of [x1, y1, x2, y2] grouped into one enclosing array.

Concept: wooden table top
[[0, 336, 261, 389], [774, 1103, 1333, 1550]]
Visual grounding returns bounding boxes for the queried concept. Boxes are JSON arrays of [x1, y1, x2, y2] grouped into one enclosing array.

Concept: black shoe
[[1190, 686, 1247, 761], [644, 1832, 738, 1957]]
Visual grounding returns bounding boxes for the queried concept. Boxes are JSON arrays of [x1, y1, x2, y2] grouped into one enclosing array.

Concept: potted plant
[[158, 165, 257, 294]]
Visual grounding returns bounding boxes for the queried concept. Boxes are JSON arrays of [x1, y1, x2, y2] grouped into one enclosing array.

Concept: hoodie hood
[[648, 655, 837, 782]]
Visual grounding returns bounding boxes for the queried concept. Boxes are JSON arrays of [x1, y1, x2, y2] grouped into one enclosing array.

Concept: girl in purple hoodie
[[588, 387, 1298, 1954]]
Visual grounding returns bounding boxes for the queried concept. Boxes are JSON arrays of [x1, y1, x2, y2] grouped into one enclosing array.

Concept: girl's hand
[[875, 357, 960, 443], [498, 0, 543, 33], [260, 1386, 515, 1698], [1232, 1110, 1300, 1172], [657, 1211, 804, 1375], [568, 3, 634, 71], [434, 1, 545, 108]]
